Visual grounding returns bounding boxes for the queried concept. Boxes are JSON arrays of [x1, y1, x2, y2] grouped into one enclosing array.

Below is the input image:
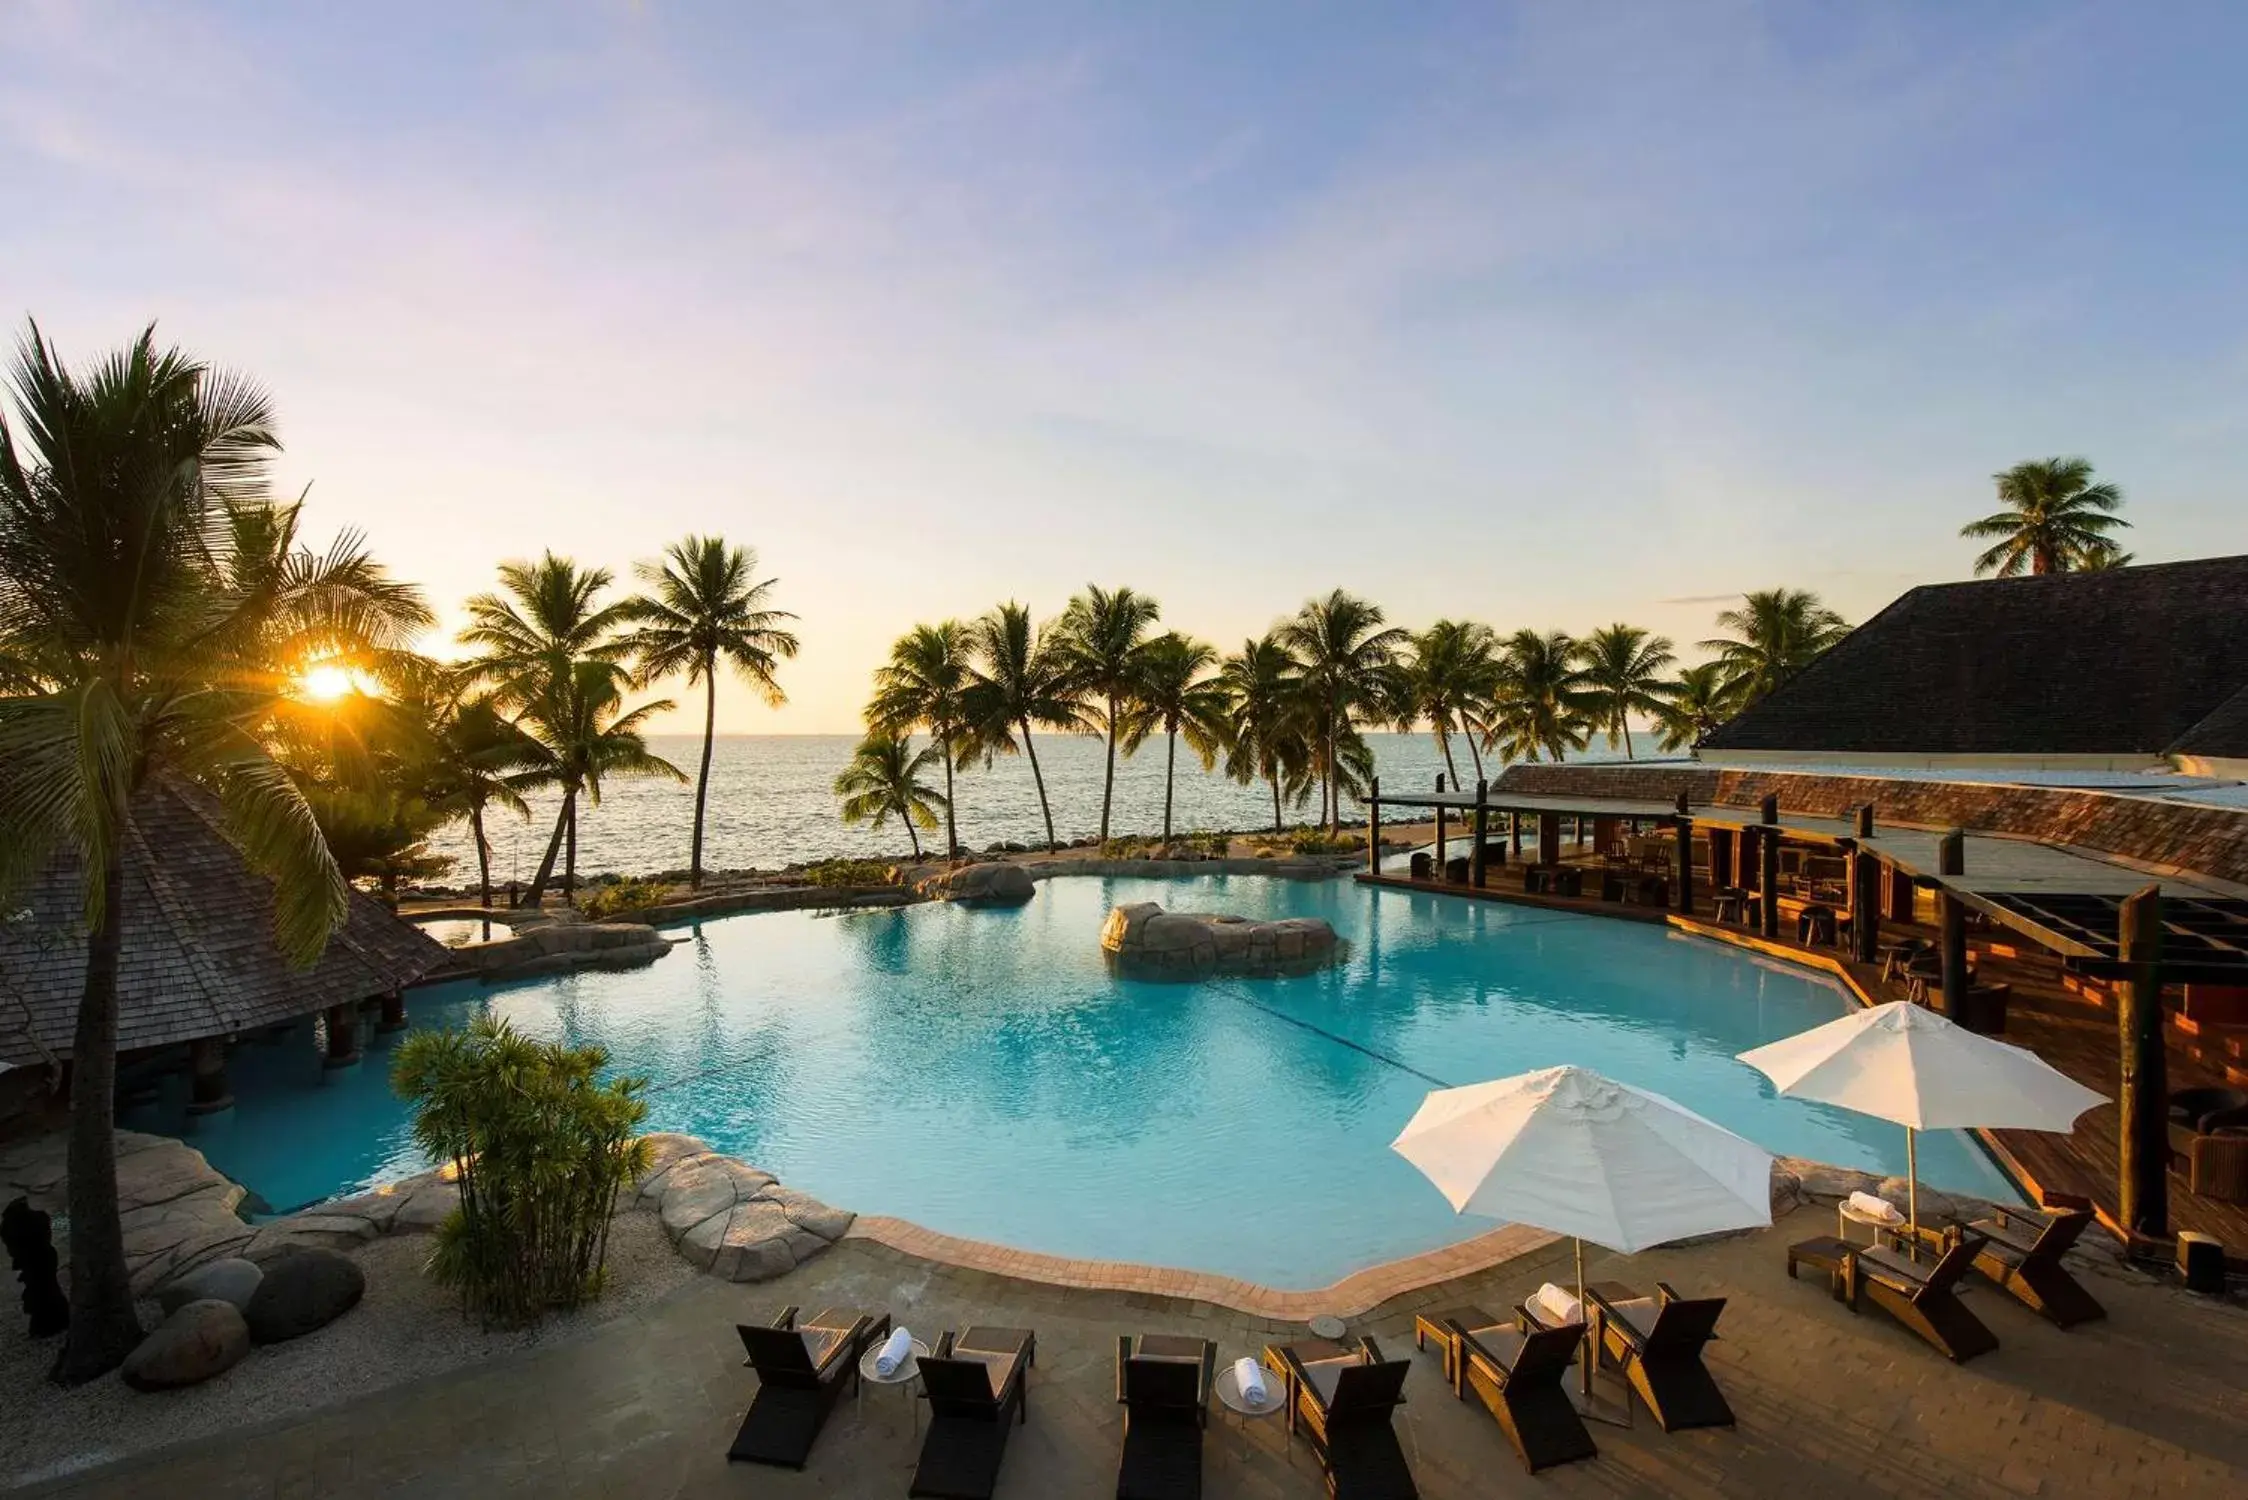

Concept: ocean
[[425, 731, 1642, 882]]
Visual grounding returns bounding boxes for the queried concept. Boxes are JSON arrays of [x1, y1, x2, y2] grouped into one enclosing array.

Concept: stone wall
[[436, 921, 676, 981]]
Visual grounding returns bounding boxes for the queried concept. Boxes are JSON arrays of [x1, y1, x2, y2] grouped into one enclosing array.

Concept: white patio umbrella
[[1737, 1001, 2106, 1250], [1391, 1064, 1774, 1396]]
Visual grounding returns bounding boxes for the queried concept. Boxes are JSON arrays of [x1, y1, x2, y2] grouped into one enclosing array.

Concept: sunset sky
[[7, 1, 2245, 732]]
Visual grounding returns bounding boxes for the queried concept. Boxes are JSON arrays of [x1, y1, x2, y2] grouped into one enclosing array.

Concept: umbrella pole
[[1907, 1127, 1920, 1263], [1576, 1236, 1590, 1397]]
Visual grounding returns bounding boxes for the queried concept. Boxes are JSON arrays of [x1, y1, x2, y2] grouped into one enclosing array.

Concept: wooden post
[[1888, 865, 1915, 923], [1938, 829, 1967, 1018], [323, 1002, 361, 1069], [1538, 812, 1562, 868], [1433, 774, 1447, 880], [1852, 852, 1881, 964], [186, 1036, 233, 1116], [2118, 886, 2170, 1243], [1593, 815, 1620, 858], [1367, 778, 1381, 876], [1711, 827, 1735, 892], [1510, 811, 1523, 861], [1674, 814, 1696, 916], [1469, 781, 1489, 889], [377, 987, 408, 1034], [1759, 798, 1781, 938]]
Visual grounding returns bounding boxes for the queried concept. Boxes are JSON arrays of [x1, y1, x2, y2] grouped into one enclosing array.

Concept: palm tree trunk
[[1621, 716, 1636, 760], [525, 788, 573, 904], [470, 802, 493, 908], [564, 800, 578, 900], [1464, 728, 1486, 783], [1100, 695, 1118, 844], [905, 814, 922, 859], [1435, 727, 1459, 787], [941, 733, 959, 859], [1162, 728, 1177, 843], [1326, 706, 1340, 838], [1270, 772, 1283, 834], [690, 666, 717, 889], [1020, 718, 1058, 851], [57, 850, 143, 1384]]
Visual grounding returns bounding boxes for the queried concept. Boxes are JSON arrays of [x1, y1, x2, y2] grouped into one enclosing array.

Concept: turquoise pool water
[[131, 876, 2018, 1286]]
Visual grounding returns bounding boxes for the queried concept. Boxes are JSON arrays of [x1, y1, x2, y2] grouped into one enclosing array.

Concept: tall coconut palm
[[1699, 589, 1850, 710], [868, 621, 973, 859], [0, 322, 429, 1381], [1123, 632, 1228, 842], [1485, 629, 1593, 764], [1277, 591, 1405, 837], [2075, 539, 2136, 571], [1398, 619, 1500, 786], [1652, 661, 1732, 753], [1575, 623, 1676, 760], [459, 553, 636, 703], [834, 732, 947, 858], [618, 537, 797, 889], [1057, 584, 1161, 844], [420, 690, 539, 907], [514, 660, 684, 901], [962, 602, 1085, 852], [1216, 633, 1312, 834], [1961, 457, 2129, 577]]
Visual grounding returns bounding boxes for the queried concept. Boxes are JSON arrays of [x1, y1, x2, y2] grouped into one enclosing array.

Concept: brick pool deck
[[26, 1204, 2247, 1499]]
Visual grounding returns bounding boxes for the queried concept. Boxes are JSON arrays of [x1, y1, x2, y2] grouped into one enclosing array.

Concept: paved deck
[[26, 1208, 2247, 1499]]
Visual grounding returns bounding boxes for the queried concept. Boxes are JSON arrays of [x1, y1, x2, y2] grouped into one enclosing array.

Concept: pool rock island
[[1100, 902, 1343, 981]]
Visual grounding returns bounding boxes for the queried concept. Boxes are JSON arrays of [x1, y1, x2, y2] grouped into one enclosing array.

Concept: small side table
[[1215, 1357, 1287, 1432], [858, 1337, 931, 1438], [1838, 1200, 1905, 1250]]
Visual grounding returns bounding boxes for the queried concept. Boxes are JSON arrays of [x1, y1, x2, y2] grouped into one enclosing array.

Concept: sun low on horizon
[[295, 662, 369, 704]]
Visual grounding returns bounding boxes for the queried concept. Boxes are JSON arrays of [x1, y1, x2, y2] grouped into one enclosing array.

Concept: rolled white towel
[[1848, 1190, 1903, 1224], [874, 1326, 913, 1377], [1233, 1356, 1268, 1407], [1531, 1282, 1584, 1326]]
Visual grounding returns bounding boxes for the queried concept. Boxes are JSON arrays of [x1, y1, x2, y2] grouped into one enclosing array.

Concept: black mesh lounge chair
[[1264, 1336, 1418, 1500], [728, 1305, 890, 1468], [1947, 1201, 2104, 1328], [1443, 1308, 1596, 1474], [1584, 1283, 1733, 1433], [1848, 1236, 1997, 1363], [1115, 1333, 1216, 1500], [910, 1326, 1035, 1500]]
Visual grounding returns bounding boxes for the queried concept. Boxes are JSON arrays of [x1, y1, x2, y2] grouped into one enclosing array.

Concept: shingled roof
[[1699, 555, 2248, 760], [0, 776, 446, 1068], [2168, 682, 2248, 764]]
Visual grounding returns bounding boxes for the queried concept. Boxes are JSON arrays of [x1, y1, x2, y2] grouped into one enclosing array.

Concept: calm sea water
[[430, 731, 1647, 881]]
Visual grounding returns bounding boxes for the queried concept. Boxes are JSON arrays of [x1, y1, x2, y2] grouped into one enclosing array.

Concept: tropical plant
[[0, 322, 429, 1381], [1961, 457, 2129, 577], [577, 879, 665, 918], [1122, 632, 1228, 843], [1216, 633, 1313, 835], [1652, 661, 1733, 753], [833, 731, 948, 859], [2075, 539, 2136, 571], [961, 602, 1085, 852], [513, 660, 685, 902], [458, 553, 635, 704], [1574, 623, 1675, 761], [1484, 629, 1593, 764], [1277, 591, 1405, 837], [417, 691, 539, 908], [867, 621, 973, 858], [618, 537, 797, 889], [1397, 619, 1500, 786], [1699, 589, 1850, 710], [1057, 584, 1161, 844], [392, 1016, 651, 1328]]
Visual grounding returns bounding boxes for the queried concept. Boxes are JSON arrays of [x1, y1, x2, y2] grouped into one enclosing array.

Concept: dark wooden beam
[[1538, 811, 1562, 868], [1366, 777, 1381, 876], [1938, 829, 1968, 1019], [1433, 774, 1448, 877], [1758, 798, 1780, 938], [1674, 813, 1697, 917], [1469, 780, 1489, 889], [2118, 886, 2170, 1243]]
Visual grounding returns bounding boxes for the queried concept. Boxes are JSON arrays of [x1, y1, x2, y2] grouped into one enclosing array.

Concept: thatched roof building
[[0, 776, 446, 1070], [1699, 556, 2248, 772]]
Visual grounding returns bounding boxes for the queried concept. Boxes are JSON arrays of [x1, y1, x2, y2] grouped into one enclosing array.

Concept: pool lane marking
[[1222, 991, 1453, 1090]]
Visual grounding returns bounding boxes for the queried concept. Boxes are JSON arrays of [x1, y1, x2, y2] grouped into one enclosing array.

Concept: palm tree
[[961, 603, 1085, 852], [1057, 584, 1161, 844], [834, 732, 947, 858], [421, 690, 539, 907], [514, 660, 685, 901], [459, 553, 636, 702], [1277, 591, 1405, 837], [868, 621, 973, 859], [1485, 629, 1593, 764], [1398, 620, 1500, 786], [1216, 633, 1312, 834], [0, 322, 428, 1381], [2075, 539, 2136, 571], [1574, 624, 1676, 760], [618, 537, 797, 889], [1961, 457, 2129, 577], [1123, 632, 1228, 842], [1699, 589, 1850, 710], [1652, 661, 1732, 753]]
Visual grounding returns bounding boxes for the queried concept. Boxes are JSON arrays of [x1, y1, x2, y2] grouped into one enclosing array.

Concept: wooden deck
[[1361, 862, 2248, 1263]]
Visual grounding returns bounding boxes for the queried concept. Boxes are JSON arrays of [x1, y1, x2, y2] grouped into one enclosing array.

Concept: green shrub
[[1288, 831, 1367, 855], [392, 1016, 651, 1327], [800, 858, 896, 888], [578, 879, 665, 918]]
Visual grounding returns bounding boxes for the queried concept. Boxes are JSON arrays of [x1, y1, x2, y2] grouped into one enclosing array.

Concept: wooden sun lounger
[[1115, 1333, 1216, 1500], [1444, 1309, 1596, 1474], [1265, 1336, 1418, 1500], [911, 1326, 1035, 1500], [1585, 1283, 1734, 1433], [728, 1305, 889, 1468], [1849, 1237, 1998, 1363], [1948, 1202, 2104, 1328]]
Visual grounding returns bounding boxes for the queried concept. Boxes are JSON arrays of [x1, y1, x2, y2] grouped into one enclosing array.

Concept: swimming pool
[[131, 875, 2018, 1286]]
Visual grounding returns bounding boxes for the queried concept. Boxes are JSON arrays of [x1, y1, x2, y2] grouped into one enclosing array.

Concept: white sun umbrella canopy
[[1737, 1001, 2106, 1246], [1391, 1065, 1774, 1270]]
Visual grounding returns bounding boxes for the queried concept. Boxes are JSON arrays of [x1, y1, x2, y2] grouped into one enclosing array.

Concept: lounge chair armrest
[[934, 1329, 958, 1359], [1115, 1335, 1130, 1405], [1357, 1334, 1387, 1364], [1655, 1281, 1682, 1305], [1198, 1340, 1217, 1424], [773, 1304, 801, 1331]]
